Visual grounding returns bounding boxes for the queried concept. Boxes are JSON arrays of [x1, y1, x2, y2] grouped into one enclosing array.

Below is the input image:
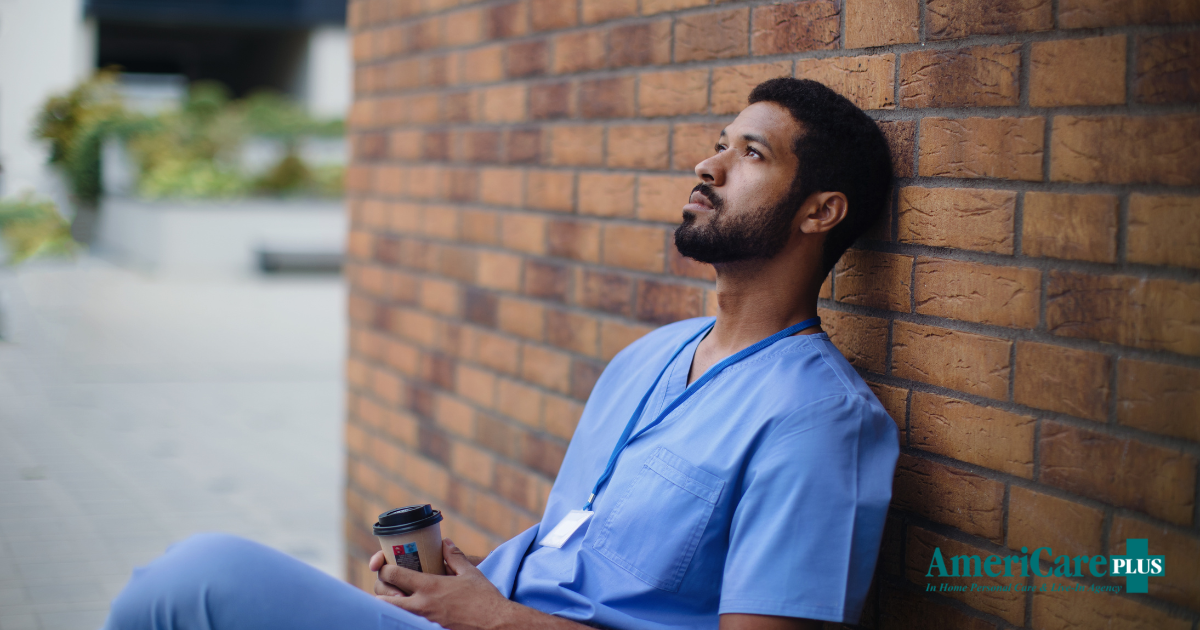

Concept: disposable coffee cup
[[374, 504, 445, 575]]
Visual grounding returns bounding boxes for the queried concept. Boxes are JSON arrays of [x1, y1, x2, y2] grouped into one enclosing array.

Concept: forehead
[[724, 101, 802, 153]]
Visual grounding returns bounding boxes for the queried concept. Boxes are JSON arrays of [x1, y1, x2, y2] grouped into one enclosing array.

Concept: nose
[[695, 152, 725, 186]]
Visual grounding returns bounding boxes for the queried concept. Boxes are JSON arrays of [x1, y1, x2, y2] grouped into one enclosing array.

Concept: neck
[[706, 254, 823, 355]]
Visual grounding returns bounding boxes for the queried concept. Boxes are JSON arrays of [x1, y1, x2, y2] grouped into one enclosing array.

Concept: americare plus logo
[[924, 539, 1164, 594]]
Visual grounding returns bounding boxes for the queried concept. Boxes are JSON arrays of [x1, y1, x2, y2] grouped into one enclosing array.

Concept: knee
[[105, 534, 261, 629]]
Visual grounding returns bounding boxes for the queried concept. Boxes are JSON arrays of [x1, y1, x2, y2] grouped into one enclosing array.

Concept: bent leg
[[103, 533, 443, 630]]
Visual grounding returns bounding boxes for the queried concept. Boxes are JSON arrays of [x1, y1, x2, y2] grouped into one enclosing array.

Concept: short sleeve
[[718, 394, 899, 623]]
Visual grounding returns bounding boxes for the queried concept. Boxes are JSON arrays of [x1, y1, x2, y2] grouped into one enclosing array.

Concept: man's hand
[[371, 538, 583, 630]]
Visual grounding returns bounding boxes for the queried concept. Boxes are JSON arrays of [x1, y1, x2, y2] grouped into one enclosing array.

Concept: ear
[[795, 191, 848, 235]]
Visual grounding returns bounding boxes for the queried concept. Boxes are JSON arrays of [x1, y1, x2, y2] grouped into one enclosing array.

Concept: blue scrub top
[[478, 317, 899, 628]]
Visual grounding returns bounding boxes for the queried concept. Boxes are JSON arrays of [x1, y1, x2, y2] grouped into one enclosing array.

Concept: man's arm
[[372, 539, 822, 630]]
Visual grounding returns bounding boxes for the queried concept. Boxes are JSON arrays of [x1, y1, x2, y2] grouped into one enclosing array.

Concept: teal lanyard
[[583, 317, 821, 511]]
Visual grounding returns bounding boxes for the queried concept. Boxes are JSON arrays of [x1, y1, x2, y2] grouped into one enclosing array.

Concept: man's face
[[675, 102, 804, 264]]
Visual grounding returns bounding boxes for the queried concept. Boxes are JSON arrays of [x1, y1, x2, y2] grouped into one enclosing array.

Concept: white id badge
[[539, 510, 593, 548]]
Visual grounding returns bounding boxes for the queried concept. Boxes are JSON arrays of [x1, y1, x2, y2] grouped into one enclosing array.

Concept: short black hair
[[747, 78, 893, 275]]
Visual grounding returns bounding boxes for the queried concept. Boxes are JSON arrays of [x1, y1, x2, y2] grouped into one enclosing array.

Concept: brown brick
[[463, 288, 498, 328], [1031, 35, 1126, 107], [462, 131, 501, 164], [1041, 421, 1196, 525], [877, 120, 916, 178], [463, 45, 504, 83], [918, 117, 1044, 181], [477, 251, 522, 292], [639, 69, 710, 118], [608, 20, 672, 69], [817, 308, 889, 373], [914, 258, 1040, 328], [927, 0, 1051, 40], [544, 393, 584, 440], [522, 344, 572, 393], [672, 122, 725, 172], [522, 432, 567, 477], [892, 321, 1012, 400], [524, 260, 570, 303], [530, 82, 574, 120], [635, 280, 703, 325], [506, 128, 542, 165], [1022, 192, 1118, 263], [571, 357, 605, 400], [1128, 194, 1200, 269], [899, 45, 1021, 108], [478, 168, 523, 207], [866, 381, 908, 436], [642, 0, 707, 13], [1046, 271, 1200, 357], [500, 213, 546, 255], [1031, 575, 1190, 630], [893, 455, 1006, 542], [607, 125, 670, 170], [497, 377, 542, 428], [527, 170, 575, 212], [711, 62, 793, 115], [506, 40, 548, 79], [904, 528, 1025, 623], [910, 392, 1035, 477], [751, 1, 840, 55], [794, 55, 896, 110], [833, 249, 913, 312], [581, 0, 637, 23], [580, 77, 636, 119], [1059, 0, 1200, 28], [638, 174, 698, 223], [475, 331, 520, 375], [578, 173, 636, 217], [420, 279, 460, 316], [547, 219, 601, 263], [1111, 516, 1200, 611], [1015, 342, 1111, 421], [602, 224, 665, 273], [1008, 486, 1103, 558], [600, 320, 654, 360], [1137, 32, 1200, 104], [547, 309, 599, 356], [897, 187, 1016, 254], [845, 0, 919, 48], [675, 8, 750, 62], [1118, 359, 1200, 442], [530, 0, 577, 31], [1051, 115, 1200, 185], [552, 29, 606, 74], [549, 125, 605, 166], [577, 270, 634, 316], [486, 1, 527, 39], [878, 584, 998, 630], [482, 86, 526, 123]]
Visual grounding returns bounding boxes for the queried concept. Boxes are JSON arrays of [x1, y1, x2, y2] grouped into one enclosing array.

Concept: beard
[[674, 183, 802, 264]]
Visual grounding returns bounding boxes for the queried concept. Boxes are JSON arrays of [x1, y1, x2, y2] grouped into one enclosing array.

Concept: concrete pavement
[[0, 258, 346, 630]]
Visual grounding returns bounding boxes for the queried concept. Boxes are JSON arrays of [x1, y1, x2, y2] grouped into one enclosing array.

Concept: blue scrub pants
[[102, 533, 445, 630]]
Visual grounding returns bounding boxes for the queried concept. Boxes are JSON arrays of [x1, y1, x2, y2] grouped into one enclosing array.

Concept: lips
[[687, 190, 714, 210]]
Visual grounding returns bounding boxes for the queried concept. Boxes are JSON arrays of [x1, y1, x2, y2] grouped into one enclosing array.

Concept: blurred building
[[0, 0, 349, 199]]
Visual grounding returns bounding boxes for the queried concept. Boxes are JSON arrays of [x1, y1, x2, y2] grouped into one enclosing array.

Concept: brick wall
[[343, 0, 1200, 627]]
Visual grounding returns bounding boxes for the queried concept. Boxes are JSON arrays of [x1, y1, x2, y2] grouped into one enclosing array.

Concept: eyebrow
[[717, 129, 774, 154]]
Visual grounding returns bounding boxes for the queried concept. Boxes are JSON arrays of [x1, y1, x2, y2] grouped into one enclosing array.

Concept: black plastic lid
[[373, 504, 443, 536]]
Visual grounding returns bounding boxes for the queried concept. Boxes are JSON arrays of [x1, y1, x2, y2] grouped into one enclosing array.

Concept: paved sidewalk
[[0, 259, 346, 630]]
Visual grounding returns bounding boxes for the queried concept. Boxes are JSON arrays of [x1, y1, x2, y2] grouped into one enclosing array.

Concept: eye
[[746, 147, 762, 158], [715, 143, 728, 153]]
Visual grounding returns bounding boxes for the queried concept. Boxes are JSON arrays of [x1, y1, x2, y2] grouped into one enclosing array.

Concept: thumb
[[442, 538, 478, 576]]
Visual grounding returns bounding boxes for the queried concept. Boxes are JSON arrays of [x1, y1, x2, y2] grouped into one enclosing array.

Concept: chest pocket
[[591, 447, 725, 592]]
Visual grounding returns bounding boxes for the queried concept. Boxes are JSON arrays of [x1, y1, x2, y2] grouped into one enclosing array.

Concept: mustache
[[691, 183, 724, 212]]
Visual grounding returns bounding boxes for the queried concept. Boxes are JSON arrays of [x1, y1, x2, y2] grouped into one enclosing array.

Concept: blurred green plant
[[36, 74, 344, 202], [0, 196, 78, 264]]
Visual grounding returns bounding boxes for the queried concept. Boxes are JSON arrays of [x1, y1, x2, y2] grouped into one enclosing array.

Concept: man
[[103, 78, 898, 630]]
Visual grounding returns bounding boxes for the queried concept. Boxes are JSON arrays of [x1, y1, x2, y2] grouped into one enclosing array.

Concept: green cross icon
[[1112, 539, 1165, 593]]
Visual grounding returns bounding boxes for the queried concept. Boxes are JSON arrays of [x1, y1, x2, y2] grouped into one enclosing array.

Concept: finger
[[374, 577, 404, 597], [441, 538, 479, 576], [369, 550, 386, 572], [378, 593, 423, 615], [379, 562, 433, 594]]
